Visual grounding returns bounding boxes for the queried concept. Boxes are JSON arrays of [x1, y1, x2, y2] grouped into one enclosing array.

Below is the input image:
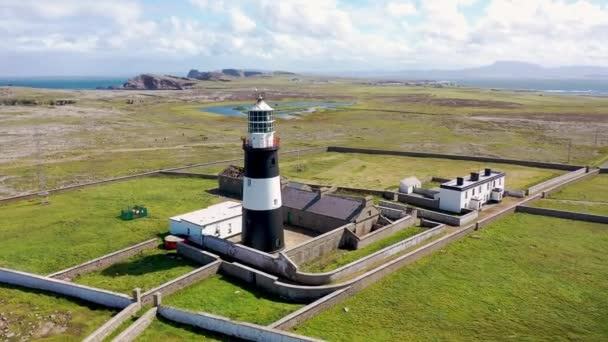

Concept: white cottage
[[169, 201, 242, 241], [438, 168, 505, 213]]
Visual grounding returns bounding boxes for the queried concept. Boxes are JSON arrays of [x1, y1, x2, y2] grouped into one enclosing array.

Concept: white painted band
[[248, 132, 275, 149], [242, 176, 282, 210]]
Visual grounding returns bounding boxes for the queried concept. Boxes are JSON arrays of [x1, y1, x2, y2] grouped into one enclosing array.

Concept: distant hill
[[352, 61, 608, 80], [122, 74, 197, 90], [187, 68, 296, 80]]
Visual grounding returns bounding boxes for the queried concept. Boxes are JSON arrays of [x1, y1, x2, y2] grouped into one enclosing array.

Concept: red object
[[164, 235, 185, 250]]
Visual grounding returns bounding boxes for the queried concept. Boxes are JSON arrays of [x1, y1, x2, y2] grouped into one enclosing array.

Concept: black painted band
[[242, 207, 284, 252], [243, 148, 280, 178]]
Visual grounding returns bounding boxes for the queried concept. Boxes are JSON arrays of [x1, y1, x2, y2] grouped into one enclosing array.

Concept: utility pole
[[34, 127, 49, 205], [567, 139, 572, 164]]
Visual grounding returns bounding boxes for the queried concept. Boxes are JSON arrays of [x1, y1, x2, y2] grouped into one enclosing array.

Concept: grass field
[[0, 176, 218, 274], [299, 226, 425, 273], [164, 274, 304, 325], [293, 214, 608, 341], [278, 152, 564, 191], [531, 200, 608, 216], [546, 175, 608, 202], [0, 284, 116, 341], [74, 248, 200, 294]]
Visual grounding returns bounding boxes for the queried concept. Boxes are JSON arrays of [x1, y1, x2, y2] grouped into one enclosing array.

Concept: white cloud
[[385, 1, 417, 17], [231, 8, 256, 33]]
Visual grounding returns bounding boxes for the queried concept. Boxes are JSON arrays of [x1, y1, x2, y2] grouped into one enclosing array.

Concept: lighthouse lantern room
[[241, 94, 285, 252]]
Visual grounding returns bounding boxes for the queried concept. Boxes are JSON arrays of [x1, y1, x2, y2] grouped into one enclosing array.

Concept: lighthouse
[[241, 94, 284, 252]]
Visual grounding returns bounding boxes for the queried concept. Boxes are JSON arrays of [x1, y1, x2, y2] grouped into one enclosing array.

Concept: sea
[[0, 77, 127, 90], [0, 76, 607, 96]]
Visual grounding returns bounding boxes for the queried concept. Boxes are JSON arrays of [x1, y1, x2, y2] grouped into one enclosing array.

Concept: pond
[[198, 101, 352, 119]]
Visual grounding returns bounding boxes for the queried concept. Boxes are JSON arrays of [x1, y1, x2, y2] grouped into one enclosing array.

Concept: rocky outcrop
[[122, 74, 197, 90], [187, 69, 278, 80]]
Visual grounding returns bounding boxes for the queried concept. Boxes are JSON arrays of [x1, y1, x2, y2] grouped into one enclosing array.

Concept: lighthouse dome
[[250, 97, 274, 111]]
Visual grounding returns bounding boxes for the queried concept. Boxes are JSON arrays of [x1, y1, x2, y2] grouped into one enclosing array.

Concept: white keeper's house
[[438, 168, 505, 213]]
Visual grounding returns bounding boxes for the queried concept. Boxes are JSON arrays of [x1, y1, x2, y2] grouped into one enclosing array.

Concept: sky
[[1, 0, 607, 76]]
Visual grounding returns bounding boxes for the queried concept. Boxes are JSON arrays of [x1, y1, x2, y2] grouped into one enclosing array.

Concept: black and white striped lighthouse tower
[[241, 94, 284, 252]]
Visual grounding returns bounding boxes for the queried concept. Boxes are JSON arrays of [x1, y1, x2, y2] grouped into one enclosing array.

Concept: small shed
[[399, 177, 421, 194], [169, 201, 242, 242]]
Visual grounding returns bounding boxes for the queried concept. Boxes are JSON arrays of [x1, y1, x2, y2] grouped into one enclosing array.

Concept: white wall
[[170, 216, 242, 240], [439, 176, 505, 213]]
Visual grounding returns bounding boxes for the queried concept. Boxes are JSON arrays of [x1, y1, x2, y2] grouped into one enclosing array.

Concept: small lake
[[198, 101, 352, 119]]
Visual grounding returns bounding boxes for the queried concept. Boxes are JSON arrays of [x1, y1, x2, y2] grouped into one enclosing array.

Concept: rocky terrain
[[122, 74, 198, 90], [187, 68, 295, 81]]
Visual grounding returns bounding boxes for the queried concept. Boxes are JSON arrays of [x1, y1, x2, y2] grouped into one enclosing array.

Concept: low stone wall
[[48, 239, 158, 280], [157, 306, 322, 342], [379, 200, 478, 226], [505, 189, 526, 198], [0, 268, 132, 309], [397, 192, 440, 209], [542, 168, 600, 197], [268, 288, 351, 330], [159, 171, 219, 179], [284, 224, 352, 265], [177, 243, 220, 265], [344, 213, 417, 250], [327, 146, 582, 171], [112, 307, 158, 342], [83, 302, 141, 342], [475, 194, 542, 230], [141, 261, 222, 306], [378, 206, 408, 220], [528, 167, 587, 195], [516, 206, 608, 224]]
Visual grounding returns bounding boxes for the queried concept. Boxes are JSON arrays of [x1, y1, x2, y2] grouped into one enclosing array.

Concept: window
[[473, 188, 476, 195], [274, 199, 278, 205], [368, 210, 372, 217], [228, 223, 232, 234], [247, 178, 252, 186], [465, 191, 468, 199], [271, 158, 276, 165]]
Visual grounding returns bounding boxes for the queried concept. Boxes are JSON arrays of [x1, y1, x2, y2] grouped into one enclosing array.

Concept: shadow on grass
[[0, 283, 115, 313], [155, 316, 246, 341], [99, 253, 198, 277]]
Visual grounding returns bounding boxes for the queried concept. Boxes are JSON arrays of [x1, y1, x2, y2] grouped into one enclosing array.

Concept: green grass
[[299, 226, 425, 273], [546, 175, 608, 202], [74, 248, 200, 294], [280, 152, 564, 191], [0, 176, 219, 274], [164, 274, 304, 325], [293, 214, 608, 341], [531, 200, 608, 216], [0, 284, 116, 341], [135, 317, 228, 342]]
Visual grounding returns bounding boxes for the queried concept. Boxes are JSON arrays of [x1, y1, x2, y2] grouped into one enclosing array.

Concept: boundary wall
[[83, 302, 141, 342], [284, 224, 351, 266], [342, 213, 417, 249], [0, 267, 133, 309], [158, 171, 219, 179], [528, 167, 588, 195], [516, 206, 608, 224], [327, 146, 582, 171], [541, 168, 600, 197], [157, 306, 323, 342], [48, 239, 158, 279], [379, 200, 478, 226], [112, 307, 158, 342]]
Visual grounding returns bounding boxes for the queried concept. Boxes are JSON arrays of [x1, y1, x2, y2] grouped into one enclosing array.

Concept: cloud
[[231, 8, 256, 33], [385, 1, 417, 17]]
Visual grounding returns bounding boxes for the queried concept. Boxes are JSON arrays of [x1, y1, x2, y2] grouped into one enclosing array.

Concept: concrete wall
[[283, 206, 349, 233], [48, 239, 158, 280], [378, 206, 408, 220], [528, 167, 587, 195], [516, 206, 608, 224], [83, 302, 141, 342], [327, 146, 582, 171], [343, 213, 417, 250], [397, 192, 440, 209], [0, 268, 133, 309], [112, 307, 158, 342], [176, 243, 221, 265], [219, 174, 243, 197], [141, 261, 222, 306], [284, 225, 350, 265], [269, 288, 351, 330], [157, 306, 323, 342], [475, 194, 542, 230], [542, 168, 600, 197], [379, 200, 478, 226], [159, 171, 218, 179]]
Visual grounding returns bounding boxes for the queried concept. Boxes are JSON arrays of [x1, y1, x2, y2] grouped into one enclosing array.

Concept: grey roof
[[282, 187, 364, 221]]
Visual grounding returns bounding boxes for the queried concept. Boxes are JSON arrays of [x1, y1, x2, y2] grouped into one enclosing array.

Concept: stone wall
[[475, 194, 542, 230], [268, 288, 351, 330], [0, 268, 133, 309], [515, 206, 608, 224], [397, 192, 440, 209], [177, 243, 220, 265], [541, 168, 600, 197], [327, 146, 582, 171], [111, 307, 157, 342], [342, 213, 417, 249], [284, 225, 351, 265], [378, 206, 408, 220], [283, 206, 349, 233], [141, 261, 222, 306], [157, 306, 323, 342], [48, 239, 158, 280], [83, 302, 141, 342], [379, 200, 478, 226], [159, 171, 219, 179], [528, 167, 587, 195]]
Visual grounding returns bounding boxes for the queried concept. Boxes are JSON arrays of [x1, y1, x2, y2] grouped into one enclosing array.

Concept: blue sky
[[1, 0, 607, 76]]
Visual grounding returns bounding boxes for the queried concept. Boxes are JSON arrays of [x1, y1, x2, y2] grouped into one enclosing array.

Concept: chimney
[[456, 177, 464, 186], [484, 168, 492, 176], [364, 196, 374, 207], [470, 172, 479, 181]]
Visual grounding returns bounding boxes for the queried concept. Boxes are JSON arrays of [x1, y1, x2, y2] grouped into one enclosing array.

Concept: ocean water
[[0, 77, 127, 90], [452, 78, 608, 96]]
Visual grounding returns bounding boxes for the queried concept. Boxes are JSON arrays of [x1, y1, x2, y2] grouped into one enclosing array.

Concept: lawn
[[531, 199, 608, 216], [135, 317, 228, 342], [164, 273, 304, 325], [293, 214, 608, 341], [279, 152, 564, 191], [299, 225, 426, 273], [546, 175, 608, 202], [0, 176, 219, 274], [74, 248, 200, 294], [0, 284, 116, 341]]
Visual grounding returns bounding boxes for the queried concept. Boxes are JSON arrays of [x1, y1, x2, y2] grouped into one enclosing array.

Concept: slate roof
[[282, 187, 365, 221]]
